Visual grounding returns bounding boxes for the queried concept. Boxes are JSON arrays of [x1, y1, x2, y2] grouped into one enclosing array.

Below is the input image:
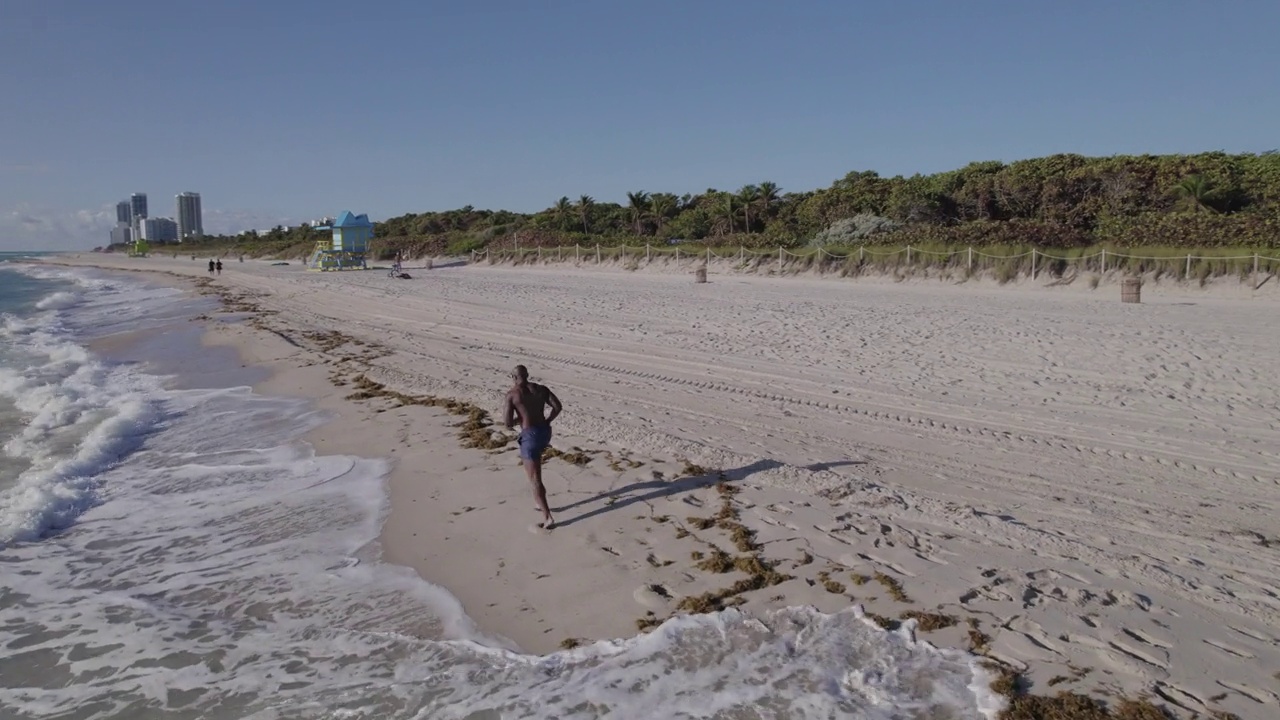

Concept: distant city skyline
[[3, 1, 1279, 250], [106, 190, 202, 247]]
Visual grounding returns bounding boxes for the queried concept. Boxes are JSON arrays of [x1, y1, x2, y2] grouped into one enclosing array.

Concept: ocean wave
[[34, 290, 81, 311], [0, 317, 164, 545]]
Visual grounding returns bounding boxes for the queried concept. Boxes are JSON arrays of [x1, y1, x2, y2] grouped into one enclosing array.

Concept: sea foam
[[0, 280, 164, 544]]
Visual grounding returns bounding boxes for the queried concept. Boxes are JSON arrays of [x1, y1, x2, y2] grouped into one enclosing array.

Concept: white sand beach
[[46, 253, 1280, 719]]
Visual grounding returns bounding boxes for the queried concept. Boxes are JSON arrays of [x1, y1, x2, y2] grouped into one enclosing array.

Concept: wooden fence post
[[778, 247, 783, 273], [740, 246, 745, 262], [906, 245, 912, 265], [646, 244, 650, 263], [1255, 253, 1260, 278], [1186, 254, 1191, 279], [596, 244, 601, 263], [706, 247, 711, 264], [675, 247, 680, 265], [575, 244, 580, 263], [537, 246, 542, 262], [1031, 249, 1037, 280], [1101, 249, 1107, 274]]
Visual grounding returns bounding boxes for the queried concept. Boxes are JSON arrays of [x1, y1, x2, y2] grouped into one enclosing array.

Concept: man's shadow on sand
[[550, 459, 786, 528]]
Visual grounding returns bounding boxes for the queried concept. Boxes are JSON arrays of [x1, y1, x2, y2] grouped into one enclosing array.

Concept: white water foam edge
[[0, 263, 1005, 720]]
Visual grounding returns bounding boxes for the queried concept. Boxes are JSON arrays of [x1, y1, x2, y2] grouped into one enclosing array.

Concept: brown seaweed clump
[[815, 570, 846, 595], [898, 610, 957, 632], [874, 571, 911, 603]]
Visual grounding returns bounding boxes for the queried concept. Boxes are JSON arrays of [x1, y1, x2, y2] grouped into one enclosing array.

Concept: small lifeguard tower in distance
[[307, 211, 373, 271]]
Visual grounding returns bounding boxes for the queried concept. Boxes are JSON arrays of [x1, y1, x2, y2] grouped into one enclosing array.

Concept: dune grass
[[485, 241, 1278, 285]]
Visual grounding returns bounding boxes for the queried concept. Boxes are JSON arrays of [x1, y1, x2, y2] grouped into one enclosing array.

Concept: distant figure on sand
[[207, 259, 215, 274], [503, 365, 562, 530], [215, 259, 223, 275]]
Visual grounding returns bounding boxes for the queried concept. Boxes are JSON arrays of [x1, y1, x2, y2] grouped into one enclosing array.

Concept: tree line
[[185, 151, 1280, 256]]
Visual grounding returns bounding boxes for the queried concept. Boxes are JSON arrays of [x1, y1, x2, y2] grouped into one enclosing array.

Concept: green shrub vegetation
[[152, 151, 1280, 260]]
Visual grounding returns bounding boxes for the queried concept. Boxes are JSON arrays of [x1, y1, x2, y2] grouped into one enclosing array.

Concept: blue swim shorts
[[518, 424, 553, 461]]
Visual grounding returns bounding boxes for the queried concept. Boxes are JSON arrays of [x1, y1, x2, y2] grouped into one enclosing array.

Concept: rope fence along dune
[[472, 243, 1280, 282]]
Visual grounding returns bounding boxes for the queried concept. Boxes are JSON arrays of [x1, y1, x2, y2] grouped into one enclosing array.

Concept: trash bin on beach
[[426, 258, 434, 270], [1121, 277, 1141, 303], [695, 266, 707, 283]]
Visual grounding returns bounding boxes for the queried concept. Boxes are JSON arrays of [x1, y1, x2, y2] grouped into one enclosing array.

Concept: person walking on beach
[[207, 259, 215, 274], [215, 259, 223, 275], [503, 365, 562, 530]]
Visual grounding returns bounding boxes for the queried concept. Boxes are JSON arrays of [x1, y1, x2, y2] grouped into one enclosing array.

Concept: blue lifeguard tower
[[307, 211, 373, 271]]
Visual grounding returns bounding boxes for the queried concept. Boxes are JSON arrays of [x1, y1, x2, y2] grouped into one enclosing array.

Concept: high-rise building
[[176, 192, 203, 240], [140, 217, 179, 243], [130, 193, 148, 222], [110, 223, 133, 246], [129, 193, 148, 237], [116, 201, 131, 225]]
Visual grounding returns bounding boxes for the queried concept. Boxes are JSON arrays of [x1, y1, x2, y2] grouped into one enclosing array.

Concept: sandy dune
[[51, 254, 1280, 719]]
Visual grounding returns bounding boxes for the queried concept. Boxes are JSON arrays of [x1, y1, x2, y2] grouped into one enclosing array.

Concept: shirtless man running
[[503, 365, 562, 530]]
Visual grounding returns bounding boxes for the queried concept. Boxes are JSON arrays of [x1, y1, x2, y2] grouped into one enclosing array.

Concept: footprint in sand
[[855, 553, 916, 578], [1116, 590, 1153, 611], [1121, 627, 1170, 647], [633, 584, 672, 609], [1203, 637, 1255, 659], [1151, 682, 1206, 714], [1214, 679, 1277, 706], [1106, 638, 1170, 671], [756, 514, 799, 532], [814, 528, 853, 546], [1228, 624, 1274, 643]]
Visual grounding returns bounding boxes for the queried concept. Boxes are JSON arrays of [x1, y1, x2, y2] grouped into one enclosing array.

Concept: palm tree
[[1172, 175, 1216, 214], [551, 196, 574, 231], [756, 181, 781, 220], [626, 191, 651, 234], [713, 194, 737, 236], [576, 195, 594, 233], [650, 193, 678, 234], [737, 185, 760, 232]]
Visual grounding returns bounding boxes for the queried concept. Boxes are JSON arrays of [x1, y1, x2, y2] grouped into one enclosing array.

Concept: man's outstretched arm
[[545, 389, 562, 424]]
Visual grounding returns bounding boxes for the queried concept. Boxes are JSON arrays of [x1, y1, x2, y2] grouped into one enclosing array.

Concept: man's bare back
[[507, 383, 553, 429]]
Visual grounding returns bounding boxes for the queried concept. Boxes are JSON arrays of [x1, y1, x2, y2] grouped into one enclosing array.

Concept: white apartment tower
[[140, 217, 179, 243], [176, 192, 204, 240]]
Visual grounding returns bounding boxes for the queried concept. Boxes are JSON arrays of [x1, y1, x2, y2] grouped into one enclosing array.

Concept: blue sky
[[2, 0, 1277, 249]]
